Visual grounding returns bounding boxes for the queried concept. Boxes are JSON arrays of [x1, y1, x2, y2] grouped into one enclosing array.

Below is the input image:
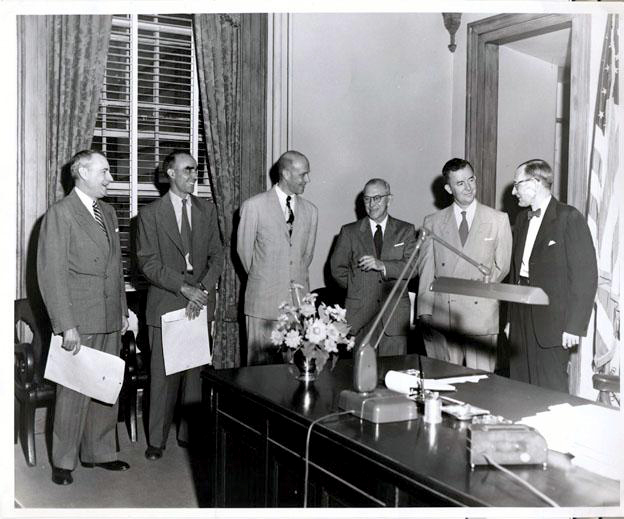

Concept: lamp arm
[[422, 226, 492, 281], [359, 230, 427, 350]]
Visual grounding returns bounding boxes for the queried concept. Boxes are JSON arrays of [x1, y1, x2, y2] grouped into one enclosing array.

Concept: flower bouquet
[[271, 286, 355, 380]]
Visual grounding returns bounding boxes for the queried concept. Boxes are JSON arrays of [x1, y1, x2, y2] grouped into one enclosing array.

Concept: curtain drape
[[47, 15, 112, 205], [193, 14, 267, 368]]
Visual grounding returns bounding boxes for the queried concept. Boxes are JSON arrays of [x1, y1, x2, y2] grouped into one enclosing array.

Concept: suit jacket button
[[441, 262, 445, 266]]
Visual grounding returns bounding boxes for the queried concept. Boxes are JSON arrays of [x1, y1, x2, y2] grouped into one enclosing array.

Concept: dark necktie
[[527, 208, 542, 220], [459, 210, 469, 246], [181, 198, 193, 266], [374, 224, 383, 259], [286, 196, 295, 236], [92, 201, 108, 239]]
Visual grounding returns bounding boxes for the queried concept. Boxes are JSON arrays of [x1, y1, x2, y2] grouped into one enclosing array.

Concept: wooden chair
[[592, 373, 620, 408], [14, 298, 56, 466]]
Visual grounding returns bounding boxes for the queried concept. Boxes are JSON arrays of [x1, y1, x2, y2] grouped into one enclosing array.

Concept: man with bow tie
[[237, 150, 318, 366], [507, 159, 597, 392], [331, 178, 417, 356], [417, 159, 512, 371]]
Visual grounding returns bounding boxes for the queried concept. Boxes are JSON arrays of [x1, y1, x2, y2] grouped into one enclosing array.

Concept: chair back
[[14, 298, 52, 384]]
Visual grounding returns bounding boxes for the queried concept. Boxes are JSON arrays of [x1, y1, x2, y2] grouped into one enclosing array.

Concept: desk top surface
[[203, 355, 621, 509]]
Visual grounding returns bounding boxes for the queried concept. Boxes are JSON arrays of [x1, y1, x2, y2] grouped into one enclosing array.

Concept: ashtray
[[442, 404, 490, 421]]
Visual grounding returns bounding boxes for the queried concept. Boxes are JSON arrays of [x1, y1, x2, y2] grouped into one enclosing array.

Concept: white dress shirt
[[275, 184, 296, 220], [169, 190, 193, 271], [452, 199, 477, 230], [368, 215, 388, 237], [75, 186, 97, 218], [520, 195, 552, 278]]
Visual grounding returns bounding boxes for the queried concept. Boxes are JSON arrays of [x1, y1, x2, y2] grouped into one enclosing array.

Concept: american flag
[[587, 14, 621, 376]]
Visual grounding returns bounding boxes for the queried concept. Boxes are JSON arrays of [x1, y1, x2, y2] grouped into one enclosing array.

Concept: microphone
[[338, 229, 427, 423]]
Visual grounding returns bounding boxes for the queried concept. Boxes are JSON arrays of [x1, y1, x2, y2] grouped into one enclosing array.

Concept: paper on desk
[[518, 403, 622, 480], [384, 370, 456, 393], [44, 335, 125, 404], [161, 307, 211, 375], [435, 374, 488, 384]]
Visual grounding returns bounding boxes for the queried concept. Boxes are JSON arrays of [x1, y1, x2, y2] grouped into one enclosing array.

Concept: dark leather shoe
[[145, 446, 163, 460], [81, 460, 130, 471], [52, 467, 73, 485], [177, 440, 189, 449]]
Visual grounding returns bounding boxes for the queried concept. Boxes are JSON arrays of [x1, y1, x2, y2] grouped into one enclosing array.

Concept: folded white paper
[[44, 335, 125, 404], [161, 307, 211, 375], [384, 370, 456, 393]]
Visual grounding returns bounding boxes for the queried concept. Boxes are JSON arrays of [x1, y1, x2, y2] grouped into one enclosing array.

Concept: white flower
[[284, 330, 302, 349], [346, 336, 355, 350], [278, 313, 290, 323], [324, 338, 338, 353], [306, 318, 327, 345], [329, 304, 347, 321], [300, 302, 316, 318], [270, 329, 285, 346], [326, 323, 340, 341]]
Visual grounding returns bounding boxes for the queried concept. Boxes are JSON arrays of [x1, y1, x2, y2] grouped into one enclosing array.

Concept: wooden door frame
[[465, 13, 591, 211]]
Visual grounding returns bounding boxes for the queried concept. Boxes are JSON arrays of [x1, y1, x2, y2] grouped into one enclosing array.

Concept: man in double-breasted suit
[[418, 159, 512, 371], [508, 159, 597, 392], [37, 150, 129, 485], [237, 150, 318, 365], [137, 151, 223, 460], [330, 179, 417, 356]]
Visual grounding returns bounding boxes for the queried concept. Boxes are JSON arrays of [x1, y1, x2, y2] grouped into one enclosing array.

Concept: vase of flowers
[[272, 286, 355, 381]]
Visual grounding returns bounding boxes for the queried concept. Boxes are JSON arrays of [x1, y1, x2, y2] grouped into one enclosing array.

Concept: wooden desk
[[200, 355, 620, 508]]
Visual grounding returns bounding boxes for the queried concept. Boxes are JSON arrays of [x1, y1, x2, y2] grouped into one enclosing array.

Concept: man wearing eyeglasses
[[507, 159, 597, 392], [330, 178, 417, 356], [417, 159, 512, 372]]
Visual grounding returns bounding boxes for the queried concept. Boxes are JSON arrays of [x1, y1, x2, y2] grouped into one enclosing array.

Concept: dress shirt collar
[[453, 199, 477, 228], [369, 215, 388, 235], [75, 186, 96, 217], [275, 184, 295, 213], [531, 194, 552, 220], [169, 189, 192, 208]]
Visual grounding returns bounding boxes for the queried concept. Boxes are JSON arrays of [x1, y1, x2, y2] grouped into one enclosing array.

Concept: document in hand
[[44, 335, 125, 404], [161, 306, 212, 375]]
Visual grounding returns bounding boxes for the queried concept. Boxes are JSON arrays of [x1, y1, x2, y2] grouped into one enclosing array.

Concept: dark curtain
[[194, 14, 266, 368], [47, 15, 112, 205]]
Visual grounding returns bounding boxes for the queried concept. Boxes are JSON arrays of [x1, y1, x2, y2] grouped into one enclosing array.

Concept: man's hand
[[180, 283, 209, 306], [121, 315, 129, 335], [562, 331, 580, 349], [185, 300, 202, 320], [419, 314, 433, 341], [357, 255, 385, 273], [63, 327, 81, 355]]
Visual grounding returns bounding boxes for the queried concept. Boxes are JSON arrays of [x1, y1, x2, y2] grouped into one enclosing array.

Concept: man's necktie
[[286, 196, 295, 236], [459, 210, 469, 246], [181, 198, 193, 266], [527, 208, 542, 220], [92, 201, 108, 238], [374, 224, 383, 259]]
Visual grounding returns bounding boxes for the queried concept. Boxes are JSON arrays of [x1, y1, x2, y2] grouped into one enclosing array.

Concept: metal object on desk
[[468, 423, 548, 469]]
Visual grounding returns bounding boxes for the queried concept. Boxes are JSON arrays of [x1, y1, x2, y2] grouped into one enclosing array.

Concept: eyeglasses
[[512, 178, 535, 189], [363, 194, 391, 204]]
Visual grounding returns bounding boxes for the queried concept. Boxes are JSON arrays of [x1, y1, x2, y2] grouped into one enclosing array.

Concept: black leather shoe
[[177, 440, 189, 449], [81, 460, 130, 471], [52, 467, 73, 485], [145, 446, 163, 460]]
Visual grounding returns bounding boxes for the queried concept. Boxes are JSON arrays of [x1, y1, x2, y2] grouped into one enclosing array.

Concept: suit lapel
[[530, 197, 558, 262], [439, 206, 461, 272], [270, 187, 290, 239], [380, 216, 397, 257], [159, 192, 185, 256], [67, 190, 109, 254], [358, 218, 375, 255], [190, 195, 205, 265]]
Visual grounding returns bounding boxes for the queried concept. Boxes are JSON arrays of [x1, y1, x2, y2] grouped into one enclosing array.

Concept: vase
[[291, 380, 320, 416], [292, 349, 317, 382]]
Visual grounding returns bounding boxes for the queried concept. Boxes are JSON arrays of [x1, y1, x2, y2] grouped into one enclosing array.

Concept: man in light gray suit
[[237, 150, 318, 365], [417, 158, 512, 372], [37, 150, 129, 485]]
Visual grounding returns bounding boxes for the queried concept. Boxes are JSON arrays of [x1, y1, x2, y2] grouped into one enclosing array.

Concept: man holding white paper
[[137, 150, 223, 460], [37, 150, 130, 485]]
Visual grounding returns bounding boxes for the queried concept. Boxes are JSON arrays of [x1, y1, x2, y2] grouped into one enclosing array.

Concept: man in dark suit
[[37, 150, 129, 485], [137, 150, 223, 460], [330, 178, 417, 356], [508, 159, 597, 392]]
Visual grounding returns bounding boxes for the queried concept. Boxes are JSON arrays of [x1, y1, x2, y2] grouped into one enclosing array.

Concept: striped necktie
[[92, 201, 108, 238]]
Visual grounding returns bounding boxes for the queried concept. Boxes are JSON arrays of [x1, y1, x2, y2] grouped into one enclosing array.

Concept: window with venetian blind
[[92, 14, 211, 286]]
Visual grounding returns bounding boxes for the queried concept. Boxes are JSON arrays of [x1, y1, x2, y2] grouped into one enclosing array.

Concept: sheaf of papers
[[44, 335, 125, 404], [385, 370, 455, 393], [161, 307, 211, 375], [518, 403, 622, 481]]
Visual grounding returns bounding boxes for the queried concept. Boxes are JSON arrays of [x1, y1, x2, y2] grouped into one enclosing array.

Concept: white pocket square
[[394, 242, 404, 247], [484, 237, 494, 241], [115, 228, 119, 232], [548, 240, 556, 246]]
